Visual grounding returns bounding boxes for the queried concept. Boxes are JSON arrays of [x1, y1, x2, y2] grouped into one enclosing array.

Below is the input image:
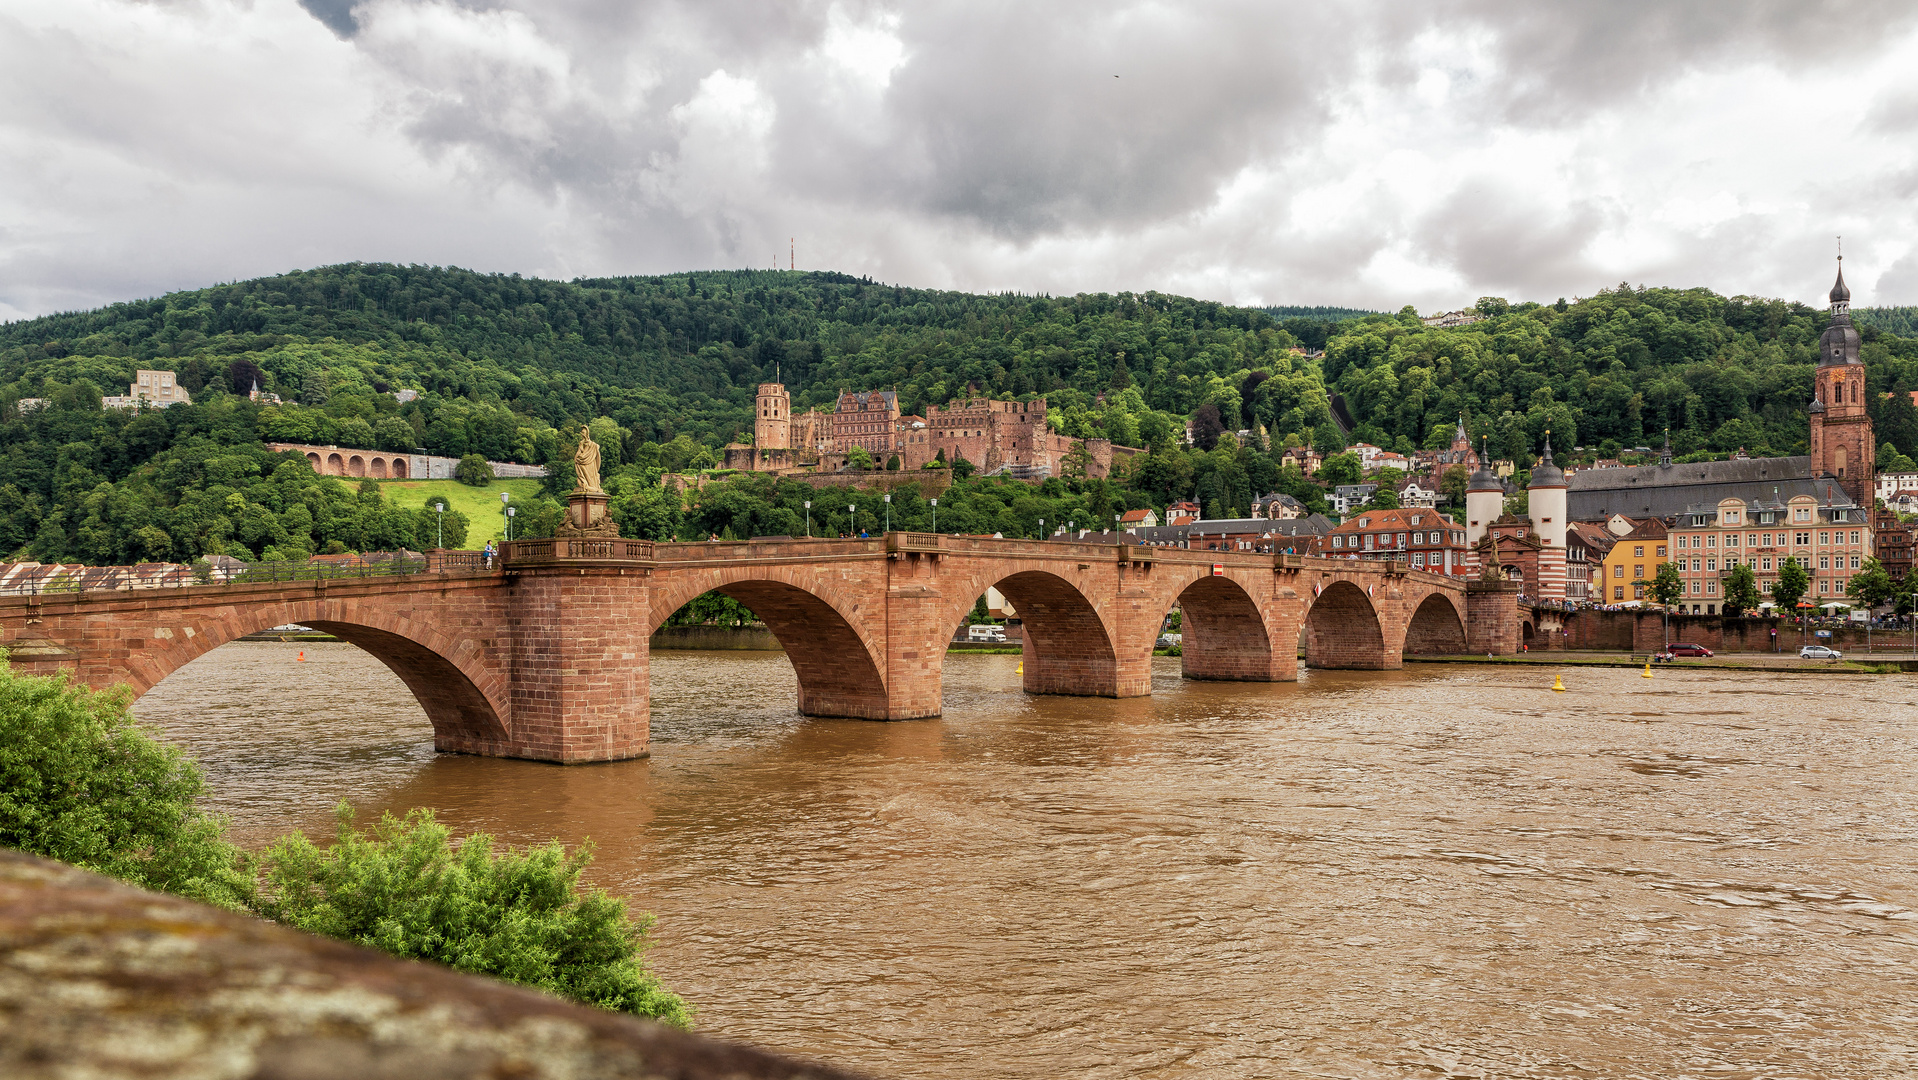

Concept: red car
[[1658, 642, 1714, 658]]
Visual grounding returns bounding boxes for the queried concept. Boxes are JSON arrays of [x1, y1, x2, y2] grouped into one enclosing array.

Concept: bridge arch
[[648, 569, 890, 720], [1304, 580, 1388, 669], [1403, 591, 1468, 655], [1155, 569, 1282, 681], [128, 602, 512, 756], [943, 568, 1123, 697]]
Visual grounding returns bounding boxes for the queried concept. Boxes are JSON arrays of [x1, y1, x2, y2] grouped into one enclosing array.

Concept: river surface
[[135, 643, 1918, 1079]]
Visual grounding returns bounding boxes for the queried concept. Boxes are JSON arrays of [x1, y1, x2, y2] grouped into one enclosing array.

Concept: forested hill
[[5, 262, 1918, 566], [0, 265, 1310, 448]]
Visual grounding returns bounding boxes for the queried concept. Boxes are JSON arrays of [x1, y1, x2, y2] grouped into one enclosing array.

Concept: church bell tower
[[1808, 255, 1873, 505]]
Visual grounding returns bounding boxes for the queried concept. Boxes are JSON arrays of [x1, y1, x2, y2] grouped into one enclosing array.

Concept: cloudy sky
[[4, 0, 1917, 322]]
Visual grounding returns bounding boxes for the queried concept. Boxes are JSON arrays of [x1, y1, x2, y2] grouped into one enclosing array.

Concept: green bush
[[0, 662, 252, 910], [258, 805, 691, 1029], [455, 453, 494, 486]]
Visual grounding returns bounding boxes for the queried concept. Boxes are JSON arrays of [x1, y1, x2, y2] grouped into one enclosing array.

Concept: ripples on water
[[137, 642, 1918, 1078]]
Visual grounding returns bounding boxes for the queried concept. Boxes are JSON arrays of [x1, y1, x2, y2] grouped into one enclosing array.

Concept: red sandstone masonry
[[1, 540, 1500, 764]]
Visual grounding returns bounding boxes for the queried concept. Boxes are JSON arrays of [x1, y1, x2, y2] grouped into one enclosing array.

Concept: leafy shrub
[[455, 453, 494, 486], [0, 662, 252, 909], [258, 805, 691, 1029]]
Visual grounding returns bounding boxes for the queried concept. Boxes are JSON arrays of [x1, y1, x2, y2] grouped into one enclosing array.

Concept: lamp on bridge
[[884, 493, 891, 533], [804, 501, 811, 538], [848, 503, 856, 537], [433, 502, 445, 549], [930, 498, 937, 533]]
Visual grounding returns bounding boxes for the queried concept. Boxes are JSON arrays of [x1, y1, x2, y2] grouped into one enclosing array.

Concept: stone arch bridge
[[0, 536, 1523, 763]]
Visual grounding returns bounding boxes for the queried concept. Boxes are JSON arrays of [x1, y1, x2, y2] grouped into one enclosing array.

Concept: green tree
[[1318, 451, 1361, 487], [1722, 562, 1760, 617], [454, 454, 493, 487], [1649, 561, 1686, 607], [1362, 486, 1400, 510], [1771, 557, 1811, 615], [258, 805, 690, 1028], [847, 446, 874, 469], [1438, 464, 1469, 506], [0, 664, 252, 910], [1846, 556, 1894, 612]]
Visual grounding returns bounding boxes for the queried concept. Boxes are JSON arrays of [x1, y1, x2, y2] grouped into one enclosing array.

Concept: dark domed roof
[[1808, 396, 1826, 414], [1830, 261, 1850, 304], [1528, 433, 1566, 489]]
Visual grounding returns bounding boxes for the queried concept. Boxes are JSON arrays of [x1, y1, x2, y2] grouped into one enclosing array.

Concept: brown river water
[[135, 643, 1918, 1079]]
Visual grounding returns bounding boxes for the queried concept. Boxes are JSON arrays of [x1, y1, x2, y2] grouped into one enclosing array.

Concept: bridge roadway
[[0, 534, 1524, 763]]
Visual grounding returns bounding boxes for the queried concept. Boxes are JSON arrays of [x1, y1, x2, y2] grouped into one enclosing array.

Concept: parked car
[[1659, 642, 1714, 658], [1799, 645, 1843, 660]]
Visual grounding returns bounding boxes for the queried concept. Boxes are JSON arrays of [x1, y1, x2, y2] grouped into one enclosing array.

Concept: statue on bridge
[[556, 424, 620, 538], [573, 425, 603, 495]]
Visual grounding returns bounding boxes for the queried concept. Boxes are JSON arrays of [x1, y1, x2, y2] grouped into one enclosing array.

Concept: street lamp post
[[930, 497, 937, 534], [434, 503, 445, 549], [1038, 518, 1044, 540], [883, 493, 891, 533], [848, 504, 856, 537], [500, 492, 511, 544], [804, 500, 811, 538], [505, 505, 516, 541]]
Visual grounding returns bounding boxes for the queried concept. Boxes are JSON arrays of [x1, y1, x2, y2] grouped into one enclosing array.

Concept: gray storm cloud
[[2, 0, 1916, 320]]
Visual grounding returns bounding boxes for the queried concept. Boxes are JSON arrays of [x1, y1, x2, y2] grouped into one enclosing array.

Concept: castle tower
[[755, 382, 790, 450], [1464, 437, 1503, 546], [1527, 432, 1569, 600], [1809, 257, 1873, 505]]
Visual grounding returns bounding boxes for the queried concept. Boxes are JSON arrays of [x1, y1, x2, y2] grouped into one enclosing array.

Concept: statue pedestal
[[556, 489, 620, 538]]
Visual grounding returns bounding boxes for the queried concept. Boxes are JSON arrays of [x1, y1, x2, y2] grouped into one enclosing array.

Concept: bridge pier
[[506, 563, 652, 763]]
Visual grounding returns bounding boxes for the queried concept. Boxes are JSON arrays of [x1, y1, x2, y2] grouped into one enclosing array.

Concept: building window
[[1691, 559, 1701, 572], [1819, 580, 1830, 594], [1762, 557, 1772, 570], [1795, 532, 1810, 545], [1690, 581, 1700, 594], [1851, 530, 1861, 545], [1657, 545, 1667, 557], [1726, 533, 1738, 547], [1613, 565, 1624, 578], [1634, 565, 1645, 579], [1706, 559, 1716, 572], [1707, 535, 1717, 548], [1634, 545, 1644, 557], [1614, 586, 1624, 600], [1819, 532, 1829, 545], [1819, 555, 1830, 569], [1851, 555, 1860, 569], [1707, 581, 1717, 594]]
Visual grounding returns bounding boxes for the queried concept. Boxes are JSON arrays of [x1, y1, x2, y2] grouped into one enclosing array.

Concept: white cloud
[[4, 0, 1918, 322]]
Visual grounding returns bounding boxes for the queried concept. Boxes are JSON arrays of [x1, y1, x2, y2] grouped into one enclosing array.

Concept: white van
[[965, 625, 1008, 643]]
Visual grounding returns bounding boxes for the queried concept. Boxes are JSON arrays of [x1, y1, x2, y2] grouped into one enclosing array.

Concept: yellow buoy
[[1551, 672, 1565, 693], [1641, 660, 1653, 679], [1016, 661, 1024, 675]]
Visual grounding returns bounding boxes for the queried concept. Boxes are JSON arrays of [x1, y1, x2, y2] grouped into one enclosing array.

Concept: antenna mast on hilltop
[[791, 237, 794, 271]]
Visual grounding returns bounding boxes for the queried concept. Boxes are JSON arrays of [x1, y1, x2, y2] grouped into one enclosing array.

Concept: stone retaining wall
[[0, 849, 873, 1080]]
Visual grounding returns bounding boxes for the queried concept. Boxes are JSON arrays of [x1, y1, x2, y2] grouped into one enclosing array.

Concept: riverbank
[[1405, 650, 1913, 674]]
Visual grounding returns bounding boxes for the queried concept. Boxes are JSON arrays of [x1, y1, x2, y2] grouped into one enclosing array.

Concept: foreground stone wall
[[0, 849, 872, 1080]]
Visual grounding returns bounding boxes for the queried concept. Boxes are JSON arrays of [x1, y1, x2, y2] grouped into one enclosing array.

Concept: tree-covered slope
[[5, 265, 1918, 567]]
